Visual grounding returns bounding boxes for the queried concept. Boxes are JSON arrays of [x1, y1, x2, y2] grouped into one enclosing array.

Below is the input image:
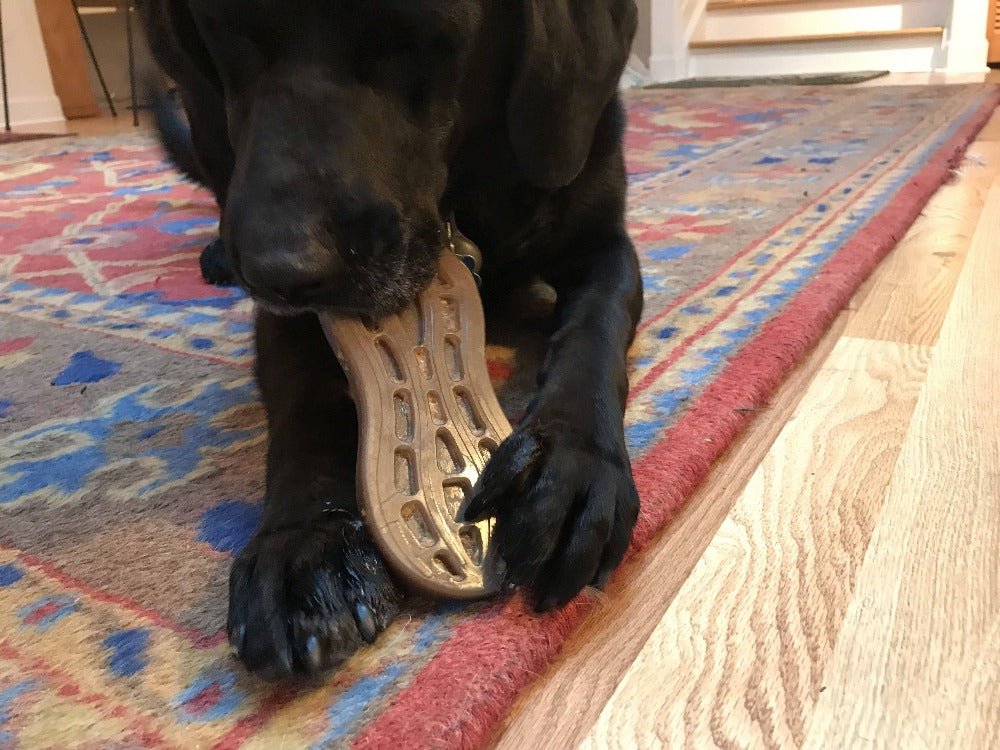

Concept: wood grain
[[843, 141, 1000, 346], [707, 0, 914, 10], [803, 179, 1000, 750], [581, 336, 928, 749], [491, 301, 853, 750], [689, 27, 944, 50], [34, 0, 100, 119], [973, 110, 1000, 142], [491, 72, 1000, 750], [495, 92, 1000, 750]]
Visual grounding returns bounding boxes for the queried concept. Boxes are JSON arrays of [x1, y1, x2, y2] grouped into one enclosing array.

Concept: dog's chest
[[454, 183, 564, 269]]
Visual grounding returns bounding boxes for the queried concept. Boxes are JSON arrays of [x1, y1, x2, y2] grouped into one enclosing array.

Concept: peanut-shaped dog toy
[[317, 240, 509, 598]]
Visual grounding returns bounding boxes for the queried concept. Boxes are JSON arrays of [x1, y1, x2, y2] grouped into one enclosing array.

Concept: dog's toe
[[199, 237, 236, 286], [227, 515, 401, 679]]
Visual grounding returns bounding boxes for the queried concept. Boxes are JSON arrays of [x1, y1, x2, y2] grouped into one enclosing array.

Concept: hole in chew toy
[[433, 550, 465, 580], [362, 315, 381, 333], [440, 296, 460, 333], [394, 391, 414, 441], [444, 336, 463, 381], [479, 438, 498, 463], [427, 391, 446, 425], [376, 337, 403, 382], [414, 303, 426, 345], [454, 387, 485, 435], [394, 448, 417, 494], [444, 478, 472, 518], [401, 501, 437, 547], [414, 346, 433, 380], [436, 429, 464, 474], [459, 525, 483, 565]]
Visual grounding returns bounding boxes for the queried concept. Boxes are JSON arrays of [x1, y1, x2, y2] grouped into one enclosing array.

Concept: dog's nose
[[236, 239, 344, 304]]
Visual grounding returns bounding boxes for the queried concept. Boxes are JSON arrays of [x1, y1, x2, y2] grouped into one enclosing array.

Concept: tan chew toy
[[317, 250, 510, 599]]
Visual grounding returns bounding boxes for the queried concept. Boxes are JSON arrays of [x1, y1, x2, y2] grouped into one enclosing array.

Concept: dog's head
[[188, 0, 636, 316]]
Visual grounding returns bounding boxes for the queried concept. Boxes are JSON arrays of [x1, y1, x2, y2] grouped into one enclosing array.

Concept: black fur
[[146, 85, 201, 184], [138, 0, 643, 680]]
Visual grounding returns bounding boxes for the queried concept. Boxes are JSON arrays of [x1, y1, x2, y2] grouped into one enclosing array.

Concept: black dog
[[138, 0, 643, 679]]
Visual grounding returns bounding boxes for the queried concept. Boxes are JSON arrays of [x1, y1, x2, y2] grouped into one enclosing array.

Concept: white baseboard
[[6, 95, 65, 128], [648, 52, 689, 83]]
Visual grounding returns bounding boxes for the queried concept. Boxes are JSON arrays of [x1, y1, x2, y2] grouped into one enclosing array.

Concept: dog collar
[[446, 222, 483, 288]]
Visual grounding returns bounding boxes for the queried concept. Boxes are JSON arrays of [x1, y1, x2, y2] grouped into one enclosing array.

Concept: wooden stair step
[[690, 27, 945, 50], [707, 0, 906, 10]]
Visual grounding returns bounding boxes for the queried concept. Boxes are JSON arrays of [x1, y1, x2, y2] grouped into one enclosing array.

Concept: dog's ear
[[507, 0, 637, 189]]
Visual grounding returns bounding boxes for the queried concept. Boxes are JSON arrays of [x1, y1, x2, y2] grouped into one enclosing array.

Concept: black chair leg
[[124, 0, 137, 126], [0, 1, 10, 132], [72, 0, 118, 117]]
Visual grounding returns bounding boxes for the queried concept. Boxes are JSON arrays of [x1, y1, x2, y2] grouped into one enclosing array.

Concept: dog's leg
[[140, 0, 236, 287], [228, 310, 401, 679], [182, 93, 235, 286], [461, 225, 643, 610]]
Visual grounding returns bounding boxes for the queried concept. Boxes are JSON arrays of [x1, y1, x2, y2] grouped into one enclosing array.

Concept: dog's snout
[[235, 229, 344, 304], [244, 253, 328, 301], [227, 189, 418, 309], [222, 123, 429, 311]]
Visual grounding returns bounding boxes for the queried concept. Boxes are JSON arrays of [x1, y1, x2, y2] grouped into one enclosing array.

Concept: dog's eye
[[368, 28, 418, 61], [427, 33, 459, 60], [367, 23, 459, 61], [359, 24, 462, 115]]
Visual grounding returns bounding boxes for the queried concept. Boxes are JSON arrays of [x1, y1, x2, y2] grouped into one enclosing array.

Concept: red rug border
[[349, 87, 1000, 749]]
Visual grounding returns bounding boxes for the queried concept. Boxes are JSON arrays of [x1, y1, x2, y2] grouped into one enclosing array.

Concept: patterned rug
[[1, 84, 996, 749]]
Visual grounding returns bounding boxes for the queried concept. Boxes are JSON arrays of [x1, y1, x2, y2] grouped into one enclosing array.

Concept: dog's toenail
[[229, 624, 245, 658], [355, 603, 377, 643], [305, 635, 322, 670], [272, 650, 293, 679], [537, 594, 558, 611]]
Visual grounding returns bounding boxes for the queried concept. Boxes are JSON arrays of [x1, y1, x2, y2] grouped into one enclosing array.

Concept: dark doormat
[[648, 70, 890, 89], [0, 132, 67, 145]]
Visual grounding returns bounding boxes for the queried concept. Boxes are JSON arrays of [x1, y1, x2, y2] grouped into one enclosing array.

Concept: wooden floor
[[495, 74, 1000, 749], [10, 73, 998, 749]]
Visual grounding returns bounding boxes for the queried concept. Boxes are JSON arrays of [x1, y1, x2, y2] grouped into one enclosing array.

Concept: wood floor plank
[[580, 336, 929, 750], [802, 180, 1000, 750], [492, 96, 997, 750], [491, 291, 854, 750], [971, 110, 1000, 141], [843, 140, 1000, 345], [688, 27, 945, 51]]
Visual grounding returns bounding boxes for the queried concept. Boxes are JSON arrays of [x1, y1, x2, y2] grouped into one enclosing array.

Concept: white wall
[[78, 8, 154, 108], [634, 0, 987, 83], [946, 0, 990, 72], [646, 0, 690, 80], [1, 1, 63, 127], [634, 0, 652, 67]]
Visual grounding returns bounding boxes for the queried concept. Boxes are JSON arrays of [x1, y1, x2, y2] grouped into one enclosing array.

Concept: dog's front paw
[[459, 417, 638, 611], [199, 237, 235, 286], [228, 515, 401, 680]]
